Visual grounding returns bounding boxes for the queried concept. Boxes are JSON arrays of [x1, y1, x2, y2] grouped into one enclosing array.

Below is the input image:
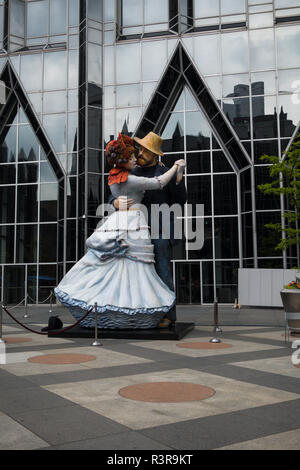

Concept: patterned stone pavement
[[0, 305, 299, 450]]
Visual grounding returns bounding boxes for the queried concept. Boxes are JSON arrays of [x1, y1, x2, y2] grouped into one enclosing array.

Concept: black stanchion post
[[0, 302, 5, 344], [210, 298, 221, 344]]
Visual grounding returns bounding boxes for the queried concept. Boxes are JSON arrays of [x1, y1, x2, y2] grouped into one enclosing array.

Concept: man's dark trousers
[[152, 238, 176, 322]]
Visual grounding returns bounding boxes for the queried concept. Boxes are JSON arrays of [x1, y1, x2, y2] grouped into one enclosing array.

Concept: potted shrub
[[281, 279, 300, 336]]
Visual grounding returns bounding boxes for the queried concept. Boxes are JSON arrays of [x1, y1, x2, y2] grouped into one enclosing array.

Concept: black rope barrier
[[2, 305, 94, 336]]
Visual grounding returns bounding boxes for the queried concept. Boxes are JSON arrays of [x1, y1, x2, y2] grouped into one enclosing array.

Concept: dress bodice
[[110, 174, 161, 204]]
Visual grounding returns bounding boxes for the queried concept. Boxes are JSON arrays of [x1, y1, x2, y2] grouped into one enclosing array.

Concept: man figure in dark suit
[[108, 132, 187, 328]]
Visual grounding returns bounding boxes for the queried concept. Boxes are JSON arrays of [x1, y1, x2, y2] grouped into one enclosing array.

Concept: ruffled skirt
[[54, 208, 175, 329]]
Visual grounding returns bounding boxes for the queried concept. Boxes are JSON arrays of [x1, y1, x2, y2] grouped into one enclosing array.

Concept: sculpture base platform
[[48, 322, 195, 341]]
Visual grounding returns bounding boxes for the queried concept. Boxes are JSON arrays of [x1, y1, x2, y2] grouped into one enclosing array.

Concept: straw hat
[[134, 132, 164, 156]]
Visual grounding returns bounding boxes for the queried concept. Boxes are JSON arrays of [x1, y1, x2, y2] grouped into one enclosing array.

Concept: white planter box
[[238, 268, 297, 307]]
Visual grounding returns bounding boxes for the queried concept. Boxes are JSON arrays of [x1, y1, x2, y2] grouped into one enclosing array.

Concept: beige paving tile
[[44, 368, 299, 430], [0, 414, 49, 450], [0, 345, 151, 376], [129, 335, 282, 358], [229, 355, 300, 379], [217, 429, 300, 450]]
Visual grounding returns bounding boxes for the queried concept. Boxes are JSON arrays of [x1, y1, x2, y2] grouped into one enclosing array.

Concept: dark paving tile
[[142, 400, 300, 450], [44, 431, 172, 450], [12, 405, 129, 446], [0, 369, 36, 391], [0, 386, 69, 414]]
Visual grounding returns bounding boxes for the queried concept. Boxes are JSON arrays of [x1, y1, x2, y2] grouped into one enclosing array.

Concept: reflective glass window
[[275, 0, 300, 7], [20, 54, 43, 92], [250, 29, 275, 71], [223, 97, 250, 139], [69, 49, 79, 88], [214, 174, 237, 215], [251, 71, 276, 95], [0, 126, 17, 163], [104, 46, 114, 85], [69, 0, 79, 26], [252, 96, 278, 139], [40, 184, 58, 223], [116, 107, 142, 137], [194, 35, 221, 75], [221, 0, 246, 15], [276, 25, 300, 68], [28, 93, 42, 114], [0, 187, 15, 223], [278, 94, 300, 138], [213, 150, 233, 172], [122, 0, 143, 27], [255, 166, 280, 211], [66, 219, 76, 260], [116, 84, 140, 107], [278, 69, 300, 94], [50, 0, 66, 35], [186, 111, 212, 151], [249, 13, 273, 29], [142, 41, 167, 81], [43, 91, 66, 114], [0, 226, 14, 263], [88, 0, 102, 21], [18, 163, 39, 183], [116, 43, 141, 84], [68, 89, 79, 112], [18, 125, 39, 161], [68, 113, 78, 152], [43, 114, 67, 153], [40, 161, 57, 183], [144, 0, 169, 28], [253, 140, 280, 164], [17, 185, 38, 222], [214, 217, 239, 259], [44, 51, 67, 90], [0, 164, 16, 184], [10, 0, 25, 37], [257, 212, 281, 257], [187, 175, 212, 215], [39, 224, 57, 261], [88, 44, 101, 85], [187, 151, 211, 174], [104, 0, 114, 22], [222, 74, 249, 98], [27, 0, 48, 37], [162, 113, 184, 152], [188, 219, 213, 260], [194, 0, 219, 17], [221, 32, 249, 74], [0, 5, 3, 42], [16, 224, 38, 263], [185, 87, 199, 111], [216, 261, 239, 303]]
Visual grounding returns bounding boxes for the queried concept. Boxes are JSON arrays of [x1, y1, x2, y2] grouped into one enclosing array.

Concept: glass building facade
[[0, 0, 299, 305]]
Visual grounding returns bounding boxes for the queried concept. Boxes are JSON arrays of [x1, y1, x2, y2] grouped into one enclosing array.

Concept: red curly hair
[[105, 133, 135, 168]]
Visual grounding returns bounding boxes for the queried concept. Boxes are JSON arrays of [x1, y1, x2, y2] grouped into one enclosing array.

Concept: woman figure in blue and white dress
[[54, 133, 186, 329]]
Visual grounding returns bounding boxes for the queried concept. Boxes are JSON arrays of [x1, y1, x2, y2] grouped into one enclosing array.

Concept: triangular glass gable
[[161, 85, 236, 172], [0, 61, 64, 180], [135, 43, 251, 172]]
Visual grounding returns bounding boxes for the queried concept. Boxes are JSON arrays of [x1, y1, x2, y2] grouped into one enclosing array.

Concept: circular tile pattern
[[28, 353, 96, 364], [4, 337, 32, 344], [119, 382, 216, 403], [176, 341, 233, 350]]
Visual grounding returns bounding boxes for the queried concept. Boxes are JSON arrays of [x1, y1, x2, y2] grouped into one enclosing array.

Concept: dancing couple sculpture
[[54, 132, 187, 329]]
